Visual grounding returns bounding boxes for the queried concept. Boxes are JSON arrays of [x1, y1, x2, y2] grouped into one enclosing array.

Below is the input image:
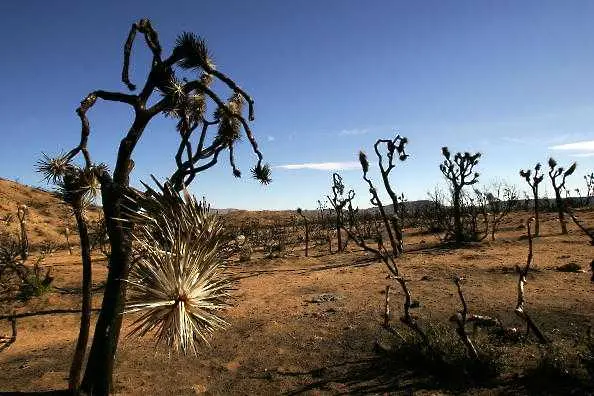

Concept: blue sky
[[1, 0, 593, 209]]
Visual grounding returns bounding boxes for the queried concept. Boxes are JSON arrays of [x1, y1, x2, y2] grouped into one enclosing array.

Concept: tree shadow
[[282, 355, 436, 395]]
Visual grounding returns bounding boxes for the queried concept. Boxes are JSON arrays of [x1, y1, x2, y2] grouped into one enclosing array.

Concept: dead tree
[[42, 19, 269, 395], [16, 204, 29, 260], [519, 163, 544, 236], [336, 136, 429, 344], [547, 158, 577, 235], [515, 218, 548, 344], [476, 181, 518, 240], [327, 173, 351, 253], [296, 208, 309, 257], [439, 148, 481, 243]]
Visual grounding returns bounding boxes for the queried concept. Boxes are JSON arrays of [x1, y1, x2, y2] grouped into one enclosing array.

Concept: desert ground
[[1, 179, 593, 395]]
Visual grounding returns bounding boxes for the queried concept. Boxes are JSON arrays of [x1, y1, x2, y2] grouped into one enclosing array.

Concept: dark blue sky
[[1, 1, 593, 209]]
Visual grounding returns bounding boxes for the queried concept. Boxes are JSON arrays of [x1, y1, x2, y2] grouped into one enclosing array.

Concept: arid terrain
[[1, 179, 593, 395]]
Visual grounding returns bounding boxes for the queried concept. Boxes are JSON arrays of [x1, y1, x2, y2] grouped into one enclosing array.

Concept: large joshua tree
[[519, 163, 544, 236], [547, 157, 577, 235], [43, 19, 270, 395], [439, 147, 481, 243]]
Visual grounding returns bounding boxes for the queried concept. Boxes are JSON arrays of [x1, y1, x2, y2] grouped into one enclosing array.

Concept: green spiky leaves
[[36, 154, 103, 210], [124, 181, 231, 355], [175, 32, 214, 71], [251, 162, 272, 185]]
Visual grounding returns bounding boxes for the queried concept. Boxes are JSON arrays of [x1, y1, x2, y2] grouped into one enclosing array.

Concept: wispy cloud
[[267, 135, 275, 142], [275, 161, 360, 171], [549, 140, 594, 151], [570, 152, 594, 158], [339, 128, 369, 136], [501, 136, 527, 144]]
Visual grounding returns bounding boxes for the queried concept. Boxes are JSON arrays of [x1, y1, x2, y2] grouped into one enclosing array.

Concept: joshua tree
[[583, 172, 594, 206], [547, 157, 577, 235], [37, 156, 102, 391], [16, 204, 29, 260], [439, 147, 481, 243], [296, 208, 310, 257], [42, 19, 269, 395], [64, 226, 73, 255], [334, 135, 428, 343], [327, 173, 352, 253], [519, 163, 544, 236]]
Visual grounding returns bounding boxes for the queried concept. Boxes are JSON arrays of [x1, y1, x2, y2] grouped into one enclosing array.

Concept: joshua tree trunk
[[533, 185, 540, 236], [453, 189, 463, 243], [554, 190, 568, 234], [80, 115, 147, 394], [80, 181, 132, 395], [69, 209, 92, 391], [336, 217, 342, 253], [65, 226, 73, 255]]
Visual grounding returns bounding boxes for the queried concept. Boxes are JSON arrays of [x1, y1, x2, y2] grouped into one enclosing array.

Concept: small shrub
[[556, 262, 582, 273], [18, 257, 53, 300]]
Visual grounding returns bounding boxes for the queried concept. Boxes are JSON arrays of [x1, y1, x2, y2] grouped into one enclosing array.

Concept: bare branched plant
[[515, 218, 548, 344], [327, 173, 352, 253], [519, 163, 544, 236], [42, 18, 268, 394], [475, 181, 519, 240], [547, 158, 577, 235], [439, 148, 481, 243], [296, 208, 310, 257], [16, 204, 29, 261], [333, 135, 429, 345]]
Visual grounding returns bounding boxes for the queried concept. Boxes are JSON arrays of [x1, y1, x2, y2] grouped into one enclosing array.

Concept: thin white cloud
[[267, 135, 275, 142], [275, 161, 360, 171], [339, 128, 369, 136], [549, 140, 594, 151], [501, 136, 527, 144], [570, 152, 594, 158]]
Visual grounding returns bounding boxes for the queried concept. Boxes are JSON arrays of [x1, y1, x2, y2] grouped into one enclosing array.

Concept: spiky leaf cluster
[[519, 163, 544, 188], [174, 32, 214, 71], [124, 180, 231, 354], [36, 153, 103, 210], [251, 163, 272, 185]]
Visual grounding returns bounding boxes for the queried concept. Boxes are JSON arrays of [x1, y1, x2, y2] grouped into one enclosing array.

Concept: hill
[[0, 177, 100, 249]]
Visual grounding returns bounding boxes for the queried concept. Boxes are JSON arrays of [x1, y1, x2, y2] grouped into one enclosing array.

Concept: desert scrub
[[385, 322, 502, 387]]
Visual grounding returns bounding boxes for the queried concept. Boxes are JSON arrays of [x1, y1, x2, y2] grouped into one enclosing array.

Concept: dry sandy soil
[[0, 180, 593, 395]]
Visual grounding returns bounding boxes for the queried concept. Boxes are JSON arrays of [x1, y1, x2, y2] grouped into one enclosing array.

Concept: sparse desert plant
[[519, 163, 544, 236], [16, 204, 29, 260], [64, 225, 73, 255], [548, 157, 577, 234], [338, 135, 429, 345], [439, 147, 481, 243], [514, 218, 548, 344], [19, 256, 53, 300], [41, 18, 269, 394], [583, 172, 594, 206], [475, 181, 518, 240], [296, 208, 310, 257], [327, 173, 352, 253]]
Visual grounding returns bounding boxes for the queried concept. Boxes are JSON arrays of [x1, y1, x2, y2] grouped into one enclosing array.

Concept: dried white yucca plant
[[124, 180, 231, 355]]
